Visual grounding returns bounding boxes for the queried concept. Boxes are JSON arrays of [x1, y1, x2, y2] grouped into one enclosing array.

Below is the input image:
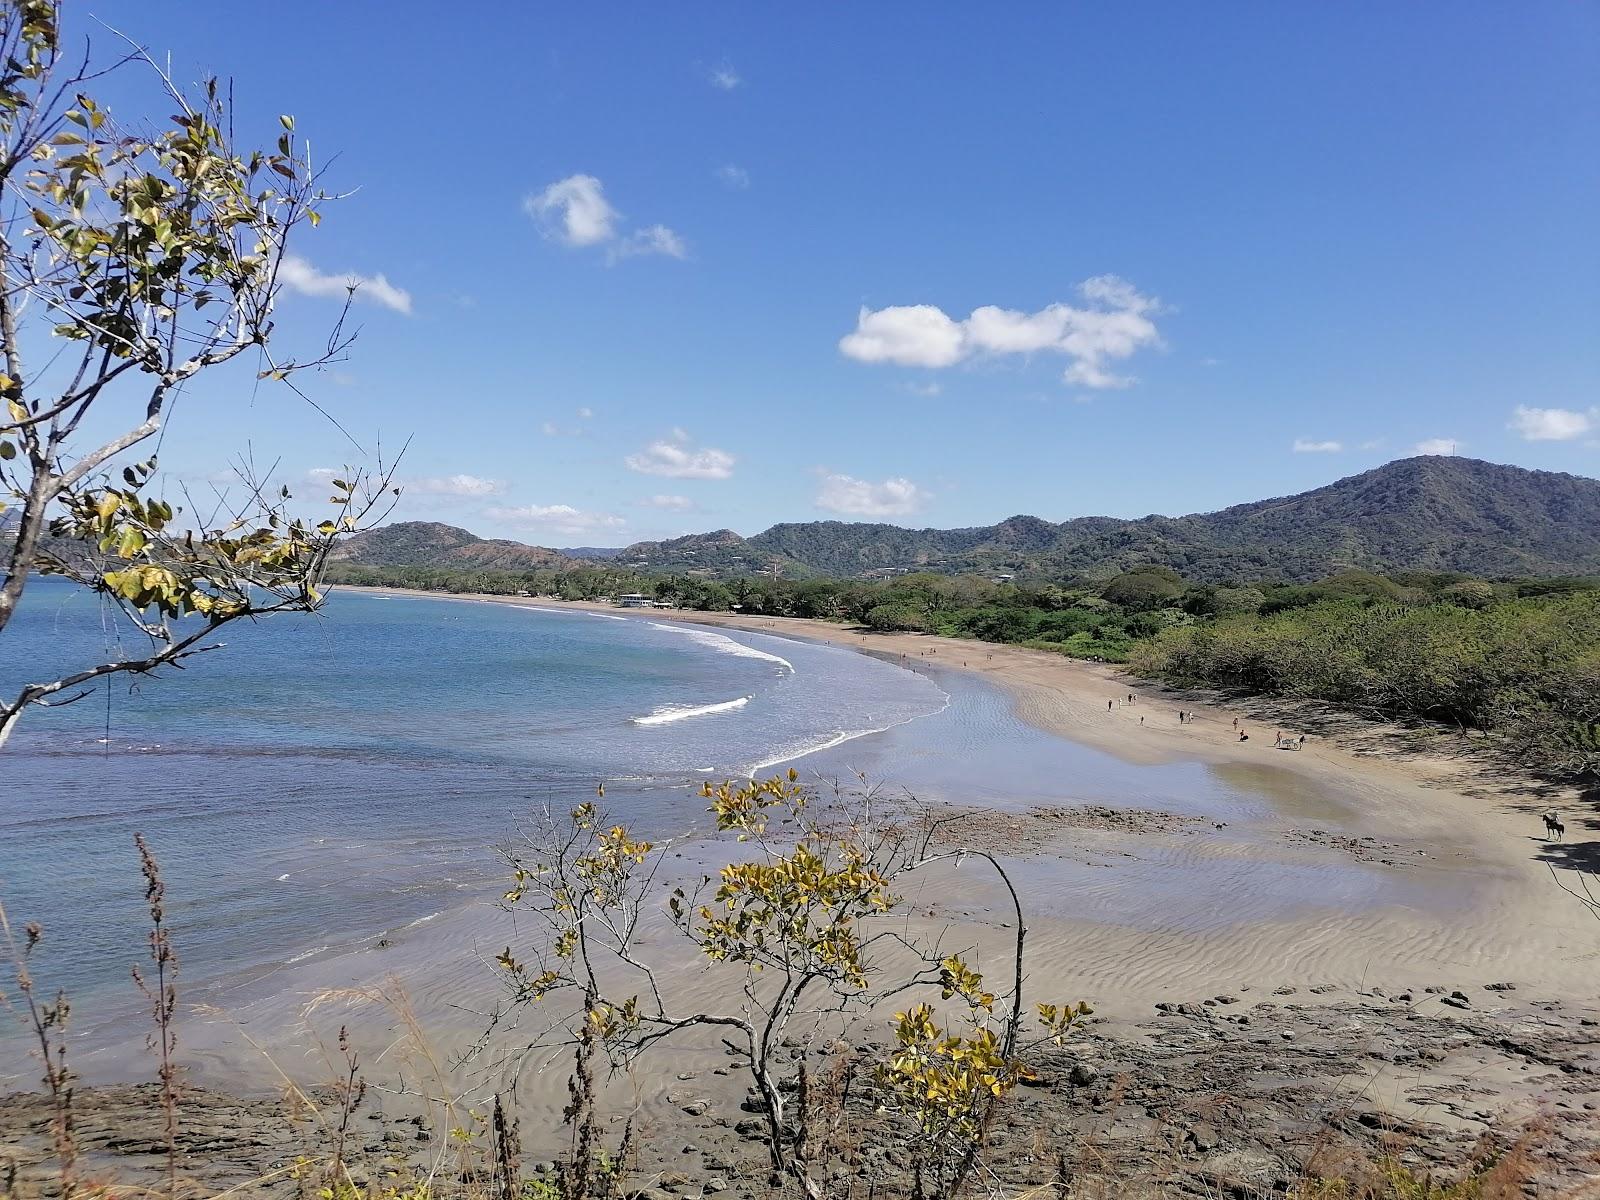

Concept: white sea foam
[[404, 911, 443, 928], [648, 623, 793, 672], [286, 945, 327, 964], [632, 695, 752, 726], [746, 683, 952, 776], [276, 873, 291, 882], [748, 729, 875, 776]]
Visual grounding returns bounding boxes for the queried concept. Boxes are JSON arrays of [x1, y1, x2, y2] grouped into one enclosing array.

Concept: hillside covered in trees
[[326, 521, 570, 571], [328, 458, 1600, 584], [622, 458, 1600, 581]]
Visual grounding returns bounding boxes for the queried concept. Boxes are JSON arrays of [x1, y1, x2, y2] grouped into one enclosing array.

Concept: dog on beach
[[1543, 811, 1565, 840]]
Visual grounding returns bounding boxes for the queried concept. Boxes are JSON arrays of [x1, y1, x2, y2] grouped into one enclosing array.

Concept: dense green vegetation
[[1133, 587, 1600, 783]]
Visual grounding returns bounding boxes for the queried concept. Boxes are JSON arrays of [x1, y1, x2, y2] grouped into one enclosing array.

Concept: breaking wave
[[632, 695, 752, 726], [648, 624, 793, 672]]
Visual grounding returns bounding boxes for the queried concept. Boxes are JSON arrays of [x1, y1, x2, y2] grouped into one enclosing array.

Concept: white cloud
[[902, 380, 942, 397], [525, 176, 684, 264], [484, 503, 626, 538], [576, 406, 594, 420], [708, 62, 742, 90], [816, 474, 929, 518], [625, 430, 735, 479], [280, 255, 412, 315], [640, 494, 695, 510], [407, 473, 504, 497], [1413, 438, 1462, 456], [608, 223, 688, 263], [1292, 439, 1343, 453], [1360, 438, 1387, 451], [839, 304, 967, 368], [715, 164, 751, 189], [1509, 405, 1595, 442], [839, 276, 1162, 389], [524, 174, 619, 247]]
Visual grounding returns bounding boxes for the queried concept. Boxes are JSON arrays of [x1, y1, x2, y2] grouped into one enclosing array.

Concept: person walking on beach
[[1232, 717, 1239, 731], [1109, 699, 1114, 711], [1127, 693, 1135, 705]]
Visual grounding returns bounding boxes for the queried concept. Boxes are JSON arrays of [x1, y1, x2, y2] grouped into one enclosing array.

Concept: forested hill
[[621, 458, 1600, 582], [326, 521, 570, 571], [325, 457, 1600, 583]]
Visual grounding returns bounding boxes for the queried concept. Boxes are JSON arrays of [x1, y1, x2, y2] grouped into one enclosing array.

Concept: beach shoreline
[[329, 586, 1598, 1007], [341, 584, 1584, 811]]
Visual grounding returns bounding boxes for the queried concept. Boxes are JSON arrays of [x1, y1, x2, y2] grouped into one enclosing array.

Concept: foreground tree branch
[[0, 0, 400, 748]]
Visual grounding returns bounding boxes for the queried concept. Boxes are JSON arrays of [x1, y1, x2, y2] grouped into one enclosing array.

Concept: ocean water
[[0, 582, 946, 1008]]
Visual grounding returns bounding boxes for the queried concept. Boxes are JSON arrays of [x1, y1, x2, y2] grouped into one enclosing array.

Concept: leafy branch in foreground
[[486, 773, 1091, 1200], [0, 0, 400, 748]]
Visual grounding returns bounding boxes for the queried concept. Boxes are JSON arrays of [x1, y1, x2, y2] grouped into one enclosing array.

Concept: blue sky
[[76, 3, 1600, 544]]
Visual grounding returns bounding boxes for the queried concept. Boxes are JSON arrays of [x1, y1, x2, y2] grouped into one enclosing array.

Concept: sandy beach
[[341, 588, 1598, 1020]]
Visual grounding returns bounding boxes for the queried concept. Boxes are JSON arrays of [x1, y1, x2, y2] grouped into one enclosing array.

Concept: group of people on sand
[[1112, 697, 1307, 749]]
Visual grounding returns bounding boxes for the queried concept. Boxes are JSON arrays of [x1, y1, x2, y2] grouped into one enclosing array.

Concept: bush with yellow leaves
[[487, 772, 1091, 1200]]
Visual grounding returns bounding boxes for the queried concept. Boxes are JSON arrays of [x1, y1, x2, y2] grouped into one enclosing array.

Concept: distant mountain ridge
[[331, 457, 1600, 583]]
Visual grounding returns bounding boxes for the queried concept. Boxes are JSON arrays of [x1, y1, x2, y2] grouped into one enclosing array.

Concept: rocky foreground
[[2, 986, 1597, 1198]]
